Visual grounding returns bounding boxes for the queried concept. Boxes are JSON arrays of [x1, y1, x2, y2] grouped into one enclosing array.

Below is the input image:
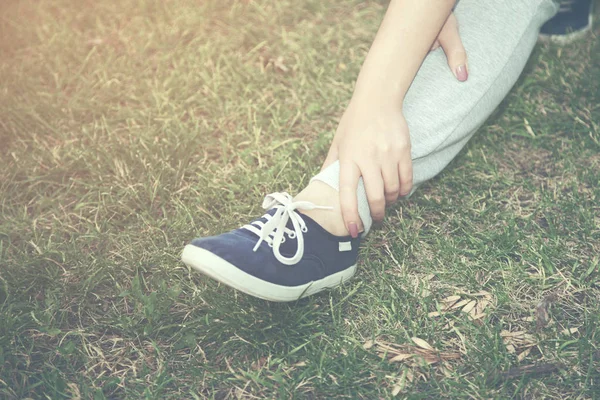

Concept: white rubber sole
[[181, 244, 357, 302]]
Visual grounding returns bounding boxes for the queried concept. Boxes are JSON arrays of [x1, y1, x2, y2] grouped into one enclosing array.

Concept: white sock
[[310, 160, 373, 236]]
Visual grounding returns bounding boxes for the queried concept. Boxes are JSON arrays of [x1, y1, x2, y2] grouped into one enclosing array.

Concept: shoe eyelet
[[301, 226, 308, 233], [268, 242, 273, 248], [288, 232, 296, 239], [281, 237, 286, 243]]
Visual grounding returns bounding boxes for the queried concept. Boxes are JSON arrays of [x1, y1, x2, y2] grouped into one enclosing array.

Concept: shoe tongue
[[235, 208, 280, 239], [237, 208, 309, 242]]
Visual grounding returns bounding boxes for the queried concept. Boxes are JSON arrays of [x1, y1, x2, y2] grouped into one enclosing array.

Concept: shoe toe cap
[[190, 232, 254, 256]]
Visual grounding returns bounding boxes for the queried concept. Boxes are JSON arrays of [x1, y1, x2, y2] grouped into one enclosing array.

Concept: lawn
[[0, 0, 599, 398]]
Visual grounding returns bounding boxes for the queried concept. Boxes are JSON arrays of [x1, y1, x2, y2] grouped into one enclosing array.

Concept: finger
[[321, 145, 339, 171], [361, 166, 386, 223], [381, 161, 400, 205], [438, 14, 468, 82], [339, 160, 362, 238], [398, 156, 413, 198]]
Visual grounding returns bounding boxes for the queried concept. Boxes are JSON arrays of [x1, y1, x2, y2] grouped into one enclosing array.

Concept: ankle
[[294, 181, 350, 237]]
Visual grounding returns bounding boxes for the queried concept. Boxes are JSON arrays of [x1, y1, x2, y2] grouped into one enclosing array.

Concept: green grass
[[1, 0, 599, 398]]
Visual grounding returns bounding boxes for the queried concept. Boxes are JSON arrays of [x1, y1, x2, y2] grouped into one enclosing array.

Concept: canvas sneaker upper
[[182, 192, 360, 301]]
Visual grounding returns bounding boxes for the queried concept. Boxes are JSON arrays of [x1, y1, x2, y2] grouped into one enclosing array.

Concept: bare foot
[[294, 181, 361, 237]]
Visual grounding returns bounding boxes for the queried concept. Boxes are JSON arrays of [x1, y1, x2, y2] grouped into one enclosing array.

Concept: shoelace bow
[[243, 192, 332, 266]]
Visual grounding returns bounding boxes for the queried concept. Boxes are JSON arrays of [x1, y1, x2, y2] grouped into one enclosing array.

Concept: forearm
[[353, 0, 456, 107]]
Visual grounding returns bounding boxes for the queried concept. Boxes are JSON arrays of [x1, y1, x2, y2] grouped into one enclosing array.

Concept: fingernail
[[456, 65, 468, 82], [348, 222, 358, 238]]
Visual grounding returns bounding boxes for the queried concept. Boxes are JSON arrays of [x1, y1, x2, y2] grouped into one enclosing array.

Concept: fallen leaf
[[500, 330, 526, 338], [442, 295, 461, 304], [391, 370, 408, 396], [535, 292, 557, 330], [524, 118, 535, 137], [293, 361, 307, 367], [390, 353, 414, 363], [561, 327, 578, 335], [468, 312, 486, 321], [449, 299, 470, 310], [443, 321, 455, 330], [411, 337, 433, 350], [440, 364, 453, 378], [250, 356, 268, 371], [474, 298, 490, 315], [372, 340, 460, 368], [517, 347, 531, 362], [461, 300, 477, 314]]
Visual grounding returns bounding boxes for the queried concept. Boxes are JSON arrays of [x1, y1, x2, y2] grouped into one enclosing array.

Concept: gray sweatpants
[[312, 0, 560, 234]]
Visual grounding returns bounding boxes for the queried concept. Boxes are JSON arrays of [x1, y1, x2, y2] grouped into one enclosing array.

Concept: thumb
[[438, 14, 468, 82]]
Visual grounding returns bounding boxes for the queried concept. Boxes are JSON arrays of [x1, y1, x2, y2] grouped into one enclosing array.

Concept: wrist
[[350, 80, 405, 111]]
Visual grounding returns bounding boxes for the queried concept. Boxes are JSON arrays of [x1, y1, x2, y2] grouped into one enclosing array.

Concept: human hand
[[431, 12, 469, 82], [322, 100, 412, 238]]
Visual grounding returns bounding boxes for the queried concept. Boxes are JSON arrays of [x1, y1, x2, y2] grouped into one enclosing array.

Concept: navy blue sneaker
[[181, 192, 360, 302], [540, 0, 594, 44]]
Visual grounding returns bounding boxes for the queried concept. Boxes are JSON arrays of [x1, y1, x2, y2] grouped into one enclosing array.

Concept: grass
[[0, 0, 599, 398]]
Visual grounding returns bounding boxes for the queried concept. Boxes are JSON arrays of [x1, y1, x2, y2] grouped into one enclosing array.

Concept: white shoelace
[[242, 192, 332, 266]]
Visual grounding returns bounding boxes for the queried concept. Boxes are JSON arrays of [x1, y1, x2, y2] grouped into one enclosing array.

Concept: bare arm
[[323, 0, 462, 237], [355, 0, 456, 110]]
